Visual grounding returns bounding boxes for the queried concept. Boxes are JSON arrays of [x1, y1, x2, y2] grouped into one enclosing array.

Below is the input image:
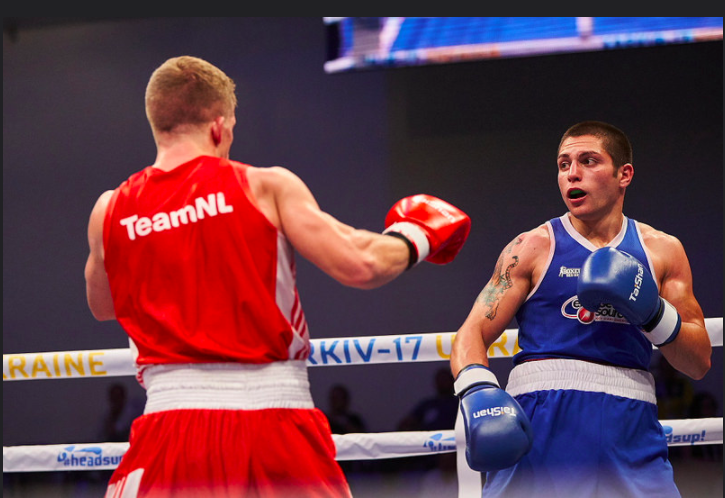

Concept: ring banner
[[4, 442, 129, 473], [660, 417, 723, 447], [3, 348, 135, 381], [332, 430, 458, 461], [3, 418, 722, 473], [4, 318, 722, 381]]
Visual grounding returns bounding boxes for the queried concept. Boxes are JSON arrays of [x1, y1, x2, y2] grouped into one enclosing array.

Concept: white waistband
[[506, 359, 657, 404], [142, 360, 314, 413]]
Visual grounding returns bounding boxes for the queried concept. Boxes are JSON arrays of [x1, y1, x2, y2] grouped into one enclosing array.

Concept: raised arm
[[576, 227, 711, 380], [249, 166, 469, 289]]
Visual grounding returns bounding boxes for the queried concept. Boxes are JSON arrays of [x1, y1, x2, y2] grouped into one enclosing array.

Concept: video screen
[[324, 17, 723, 73]]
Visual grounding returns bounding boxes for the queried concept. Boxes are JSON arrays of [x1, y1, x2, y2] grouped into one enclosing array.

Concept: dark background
[[3, 17, 722, 496]]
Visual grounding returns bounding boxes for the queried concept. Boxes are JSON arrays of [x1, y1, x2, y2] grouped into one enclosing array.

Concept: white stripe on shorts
[[142, 360, 314, 413], [505, 358, 657, 404]]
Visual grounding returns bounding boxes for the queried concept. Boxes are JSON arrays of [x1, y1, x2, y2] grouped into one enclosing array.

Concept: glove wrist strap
[[642, 297, 681, 347], [383, 222, 431, 268], [454, 364, 499, 395]]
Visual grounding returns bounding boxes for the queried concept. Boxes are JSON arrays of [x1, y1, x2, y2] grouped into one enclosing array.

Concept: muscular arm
[[249, 166, 410, 289], [85, 190, 116, 321], [451, 228, 547, 376], [646, 230, 711, 379]]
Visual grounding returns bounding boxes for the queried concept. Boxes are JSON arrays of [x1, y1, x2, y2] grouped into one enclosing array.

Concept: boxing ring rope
[[3, 318, 723, 475]]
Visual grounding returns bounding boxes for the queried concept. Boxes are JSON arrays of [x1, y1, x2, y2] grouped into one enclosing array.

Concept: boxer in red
[[85, 55, 471, 497]]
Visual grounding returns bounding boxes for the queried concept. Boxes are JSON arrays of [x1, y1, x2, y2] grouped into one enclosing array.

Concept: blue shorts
[[483, 359, 680, 498]]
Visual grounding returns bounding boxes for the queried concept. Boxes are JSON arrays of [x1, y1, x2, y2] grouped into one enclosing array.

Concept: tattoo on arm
[[476, 238, 521, 320]]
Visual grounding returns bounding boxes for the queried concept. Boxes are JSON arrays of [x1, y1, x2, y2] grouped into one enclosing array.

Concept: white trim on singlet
[[276, 232, 296, 322], [142, 360, 314, 413], [524, 221, 556, 302], [633, 220, 660, 292], [523, 214, 629, 303], [560, 213, 659, 291], [275, 233, 309, 359], [560, 212, 628, 252], [506, 358, 656, 404]]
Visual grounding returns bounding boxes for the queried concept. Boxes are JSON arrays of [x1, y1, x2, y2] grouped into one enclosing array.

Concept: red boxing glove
[[383, 194, 471, 268]]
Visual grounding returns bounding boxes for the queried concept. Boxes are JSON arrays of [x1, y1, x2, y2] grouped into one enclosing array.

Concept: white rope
[[3, 318, 722, 381], [3, 417, 721, 473], [3, 315, 722, 497]]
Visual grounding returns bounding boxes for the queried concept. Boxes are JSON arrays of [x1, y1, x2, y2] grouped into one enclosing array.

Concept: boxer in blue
[[450, 121, 712, 497]]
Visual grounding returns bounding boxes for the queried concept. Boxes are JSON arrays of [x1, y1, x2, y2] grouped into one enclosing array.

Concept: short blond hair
[[145, 56, 237, 133]]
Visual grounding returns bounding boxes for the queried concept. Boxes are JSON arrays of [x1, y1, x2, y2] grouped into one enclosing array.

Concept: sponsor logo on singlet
[[558, 266, 580, 278], [561, 295, 629, 325], [119, 192, 233, 241]]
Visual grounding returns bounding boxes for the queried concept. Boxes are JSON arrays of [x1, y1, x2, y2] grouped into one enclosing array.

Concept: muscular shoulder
[[499, 223, 551, 279], [246, 165, 314, 200], [511, 224, 550, 262], [637, 222, 687, 280], [91, 190, 115, 222], [517, 223, 551, 253], [88, 189, 115, 245], [246, 165, 297, 190], [245, 165, 316, 230], [638, 222, 685, 255]]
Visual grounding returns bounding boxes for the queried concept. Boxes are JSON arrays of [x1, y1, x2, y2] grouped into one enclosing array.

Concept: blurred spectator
[[393, 367, 459, 479], [324, 384, 367, 435], [60, 382, 145, 495], [323, 384, 372, 487], [688, 391, 722, 462], [401, 367, 458, 432], [98, 382, 144, 442], [655, 354, 695, 420]]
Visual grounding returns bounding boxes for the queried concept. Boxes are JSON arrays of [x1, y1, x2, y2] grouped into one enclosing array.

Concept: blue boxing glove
[[455, 364, 533, 472], [577, 247, 681, 347]]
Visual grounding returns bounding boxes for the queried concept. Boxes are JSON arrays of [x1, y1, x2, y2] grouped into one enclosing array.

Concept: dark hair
[[559, 121, 633, 168]]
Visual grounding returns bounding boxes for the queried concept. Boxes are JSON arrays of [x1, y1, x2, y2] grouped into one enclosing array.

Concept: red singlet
[[102, 156, 350, 497]]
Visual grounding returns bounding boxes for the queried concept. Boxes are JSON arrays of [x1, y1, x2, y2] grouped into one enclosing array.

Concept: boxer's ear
[[619, 163, 633, 188], [211, 116, 225, 146]]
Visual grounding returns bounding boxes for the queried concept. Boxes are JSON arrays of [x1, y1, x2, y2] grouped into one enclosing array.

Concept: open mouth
[[568, 189, 586, 199]]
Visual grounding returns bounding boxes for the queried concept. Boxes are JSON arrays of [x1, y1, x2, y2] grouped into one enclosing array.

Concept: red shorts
[[105, 407, 351, 498]]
